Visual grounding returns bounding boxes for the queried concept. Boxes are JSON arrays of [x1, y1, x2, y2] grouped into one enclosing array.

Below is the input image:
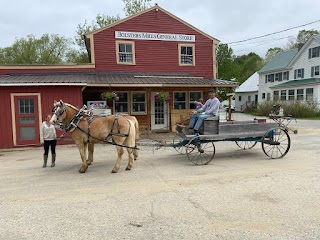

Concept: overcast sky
[[1, 0, 320, 57]]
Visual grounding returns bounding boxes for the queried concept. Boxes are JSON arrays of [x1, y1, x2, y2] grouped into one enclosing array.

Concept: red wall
[[0, 86, 82, 149], [93, 9, 214, 78]]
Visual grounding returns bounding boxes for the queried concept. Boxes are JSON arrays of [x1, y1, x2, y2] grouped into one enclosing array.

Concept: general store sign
[[115, 31, 195, 42]]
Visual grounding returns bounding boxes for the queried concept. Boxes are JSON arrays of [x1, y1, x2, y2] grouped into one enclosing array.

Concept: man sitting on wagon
[[188, 90, 220, 134]]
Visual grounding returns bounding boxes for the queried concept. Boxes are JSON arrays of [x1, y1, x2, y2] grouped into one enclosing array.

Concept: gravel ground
[[0, 113, 320, 240]]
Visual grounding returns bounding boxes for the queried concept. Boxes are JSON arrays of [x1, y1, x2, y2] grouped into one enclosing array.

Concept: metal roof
[[258, 49, 298, 74], [0, 72, 238, 87], [235, 72, 259, 93], [270, 78, 320, 88]]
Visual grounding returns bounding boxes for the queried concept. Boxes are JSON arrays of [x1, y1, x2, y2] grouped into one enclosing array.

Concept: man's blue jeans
[[189, 113, 214, 131]]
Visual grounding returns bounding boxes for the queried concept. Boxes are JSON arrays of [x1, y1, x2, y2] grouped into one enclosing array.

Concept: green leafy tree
[[0, 34, 71, 64], [123, 0, 152, 16], [265, 47, 283, 63], [286, 29, 320, 49]]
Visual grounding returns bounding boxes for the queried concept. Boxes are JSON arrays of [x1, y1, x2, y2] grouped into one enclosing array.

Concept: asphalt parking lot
[[1, 113, 320, 240]]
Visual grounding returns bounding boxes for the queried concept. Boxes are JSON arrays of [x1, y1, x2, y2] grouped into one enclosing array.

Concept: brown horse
[[50, 100, 138, 173]]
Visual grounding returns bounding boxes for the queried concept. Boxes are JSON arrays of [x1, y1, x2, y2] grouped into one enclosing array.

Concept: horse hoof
[[125, 167, 131, 171], [111, 169, 118, 173], [79, 168, 86, 173]]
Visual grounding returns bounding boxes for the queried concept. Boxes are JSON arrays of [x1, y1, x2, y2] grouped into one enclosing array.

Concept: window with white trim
[[280, 90, 286, 100], [306, 88, 313, 101], [311, 66, 320, 77], [131, 92, 146, 114], [308, 46, 320, 59], [189, 91, 202, 109], [273, 91, 279, 101], [288, 89, 295, 100], [294, 68, 304, 79], [115, 92, 128, 113], [173, 92, 186, 109], [179, 44, 195, 66], [116, 41, 135, 64], [283, 71, 289, 80], [297, 89, 304, 100], [262, 93, 266, 99]]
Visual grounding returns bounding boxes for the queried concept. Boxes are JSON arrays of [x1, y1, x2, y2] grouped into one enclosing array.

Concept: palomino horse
[[50, 100, 138, 173]]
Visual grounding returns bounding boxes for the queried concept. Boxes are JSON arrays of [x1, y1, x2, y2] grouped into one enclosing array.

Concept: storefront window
[[174, 92, 186, 109], [115, 92, 128, 113], [132, 92, 146, 114]]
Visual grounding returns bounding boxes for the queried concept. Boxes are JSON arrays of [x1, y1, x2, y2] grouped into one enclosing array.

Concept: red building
[[0, 5, 237, 149]]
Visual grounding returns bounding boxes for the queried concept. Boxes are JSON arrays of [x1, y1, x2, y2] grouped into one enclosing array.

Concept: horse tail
[[132, 116, 140, 140], [126, 119, 136, 148]]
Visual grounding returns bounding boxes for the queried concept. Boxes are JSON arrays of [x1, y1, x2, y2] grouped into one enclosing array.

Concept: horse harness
[[53, 104, 137, 149]]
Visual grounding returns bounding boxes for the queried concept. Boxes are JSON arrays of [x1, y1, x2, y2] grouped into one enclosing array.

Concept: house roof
[[85, 5, 220, 43], [235, 72, 259, 93], [0, 72, 238, 87], [258, 49, 298, 74], [270, 78, 320, 88]]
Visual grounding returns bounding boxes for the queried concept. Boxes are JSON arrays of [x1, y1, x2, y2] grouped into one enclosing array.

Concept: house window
[[309, 46, 320, 58], [294, 68, 304, 79], [288, 89, 295, 100], [267, 93, 271, 101], [116, 41, 135, 64], [283, 71, 289, 80], [267, 74, 274, 82], [174, 92, 186, 109], [306, 88, 313, 101], [297, 89, 304, 100], [275, 72, 282, 81], [179, 44, 195, 66], [262, 93, 266, 99], [239, 96, 242, 101], [311, 66, 320, 77], [273, 91, 279, 101], [115, 92, 128, 113], [280, 90, 286, 100], [248, 95, 251, 101], [189, 91, 202, 109], [131, 92, 146, 114]]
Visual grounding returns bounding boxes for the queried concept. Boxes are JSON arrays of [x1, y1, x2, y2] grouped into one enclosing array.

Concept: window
[[179, 44, 195, 66], [311, 66, 320, 77], [174, 92, 186, 109], [116, 41, 135, 64], [267, 74, 274, 82], [309, 46, 320, 59], [239, 96, 242, 101], [132, 92, 146, 114], [275, 73, 282, 81], [189, 91, 202, 109], [273, 91, 279, 101], [306, 88, 313, 101], [288, 89, 295, 100], [267, 93, 271, 101], [294, 68, 304, 79], [248, 95, 251, 101], [297, 89, 304, 100], [262, 93, 266, 99], [280, 90, 286, 100], [115, 92, 128, 113], [283, 71, 289, 80], [19, 98, 34, 114]]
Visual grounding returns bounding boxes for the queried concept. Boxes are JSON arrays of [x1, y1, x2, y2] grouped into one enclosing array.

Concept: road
[[0, 113, 319, 240]]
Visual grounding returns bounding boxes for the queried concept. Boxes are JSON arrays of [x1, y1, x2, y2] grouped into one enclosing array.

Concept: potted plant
[[101, 91, 119, 101], [155, 92, 171, 103]]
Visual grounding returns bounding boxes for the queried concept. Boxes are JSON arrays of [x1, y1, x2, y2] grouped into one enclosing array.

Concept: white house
[[258, 35, 320, 104], [234, 72, 259, 112]]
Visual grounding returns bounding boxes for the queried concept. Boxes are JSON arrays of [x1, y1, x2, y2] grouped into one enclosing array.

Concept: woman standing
[[40, 114, 57, 168]]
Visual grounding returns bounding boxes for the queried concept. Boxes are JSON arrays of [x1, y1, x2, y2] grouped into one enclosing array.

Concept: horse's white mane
[[64, 103, 79, 111]]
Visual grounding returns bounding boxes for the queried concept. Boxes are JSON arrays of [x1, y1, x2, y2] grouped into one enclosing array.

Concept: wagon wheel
[[235, 141, 257, 150], [186, 137, 215, 165], [262, 127, 291, 159], [173, 134, 186, 154]]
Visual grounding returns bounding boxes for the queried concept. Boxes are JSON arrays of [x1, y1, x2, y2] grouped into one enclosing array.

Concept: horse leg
[[126, 148, 134, 171], [76, 141, 88, 173], [112, 146, 124, 173], [133, 147, 138, 161], [87, 142, 94, 165]]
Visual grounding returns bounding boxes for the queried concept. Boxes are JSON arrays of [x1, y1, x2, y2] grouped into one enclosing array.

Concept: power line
[[227, 19, 320, 44]]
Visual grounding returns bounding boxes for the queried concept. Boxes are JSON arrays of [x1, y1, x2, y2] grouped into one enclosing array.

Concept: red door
[[14, 96, 40, 146]]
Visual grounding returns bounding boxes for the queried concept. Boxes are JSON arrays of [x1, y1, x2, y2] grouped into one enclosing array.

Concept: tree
[[216, 43, 235, 80], [265, 47, 283, 63], [123, 0, 152, 16], [0, 34, 71, 64], [286, 29, 320, 49]]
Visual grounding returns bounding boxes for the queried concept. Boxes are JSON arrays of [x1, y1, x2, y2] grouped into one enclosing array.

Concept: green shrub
[[255, 100, 320, 118]]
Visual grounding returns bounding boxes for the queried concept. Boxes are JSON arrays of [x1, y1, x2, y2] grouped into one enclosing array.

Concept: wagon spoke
[[262, 127, 291, 159], [186, 138, 215, 165]]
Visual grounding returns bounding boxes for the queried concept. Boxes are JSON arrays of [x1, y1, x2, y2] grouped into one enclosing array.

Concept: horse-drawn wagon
[[171, 112, 297, 165]]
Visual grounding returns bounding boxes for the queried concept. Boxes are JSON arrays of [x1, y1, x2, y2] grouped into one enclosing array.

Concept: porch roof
[[270, 78, 320, 88], [0, 72, 238, 87]]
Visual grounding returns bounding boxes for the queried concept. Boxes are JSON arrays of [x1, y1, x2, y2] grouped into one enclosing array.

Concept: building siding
[[0, 86, 82, 149], [93, 9, 214, 78]]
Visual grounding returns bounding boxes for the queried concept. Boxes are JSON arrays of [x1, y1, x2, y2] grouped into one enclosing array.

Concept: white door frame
[[151, 92, 169, 130]]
